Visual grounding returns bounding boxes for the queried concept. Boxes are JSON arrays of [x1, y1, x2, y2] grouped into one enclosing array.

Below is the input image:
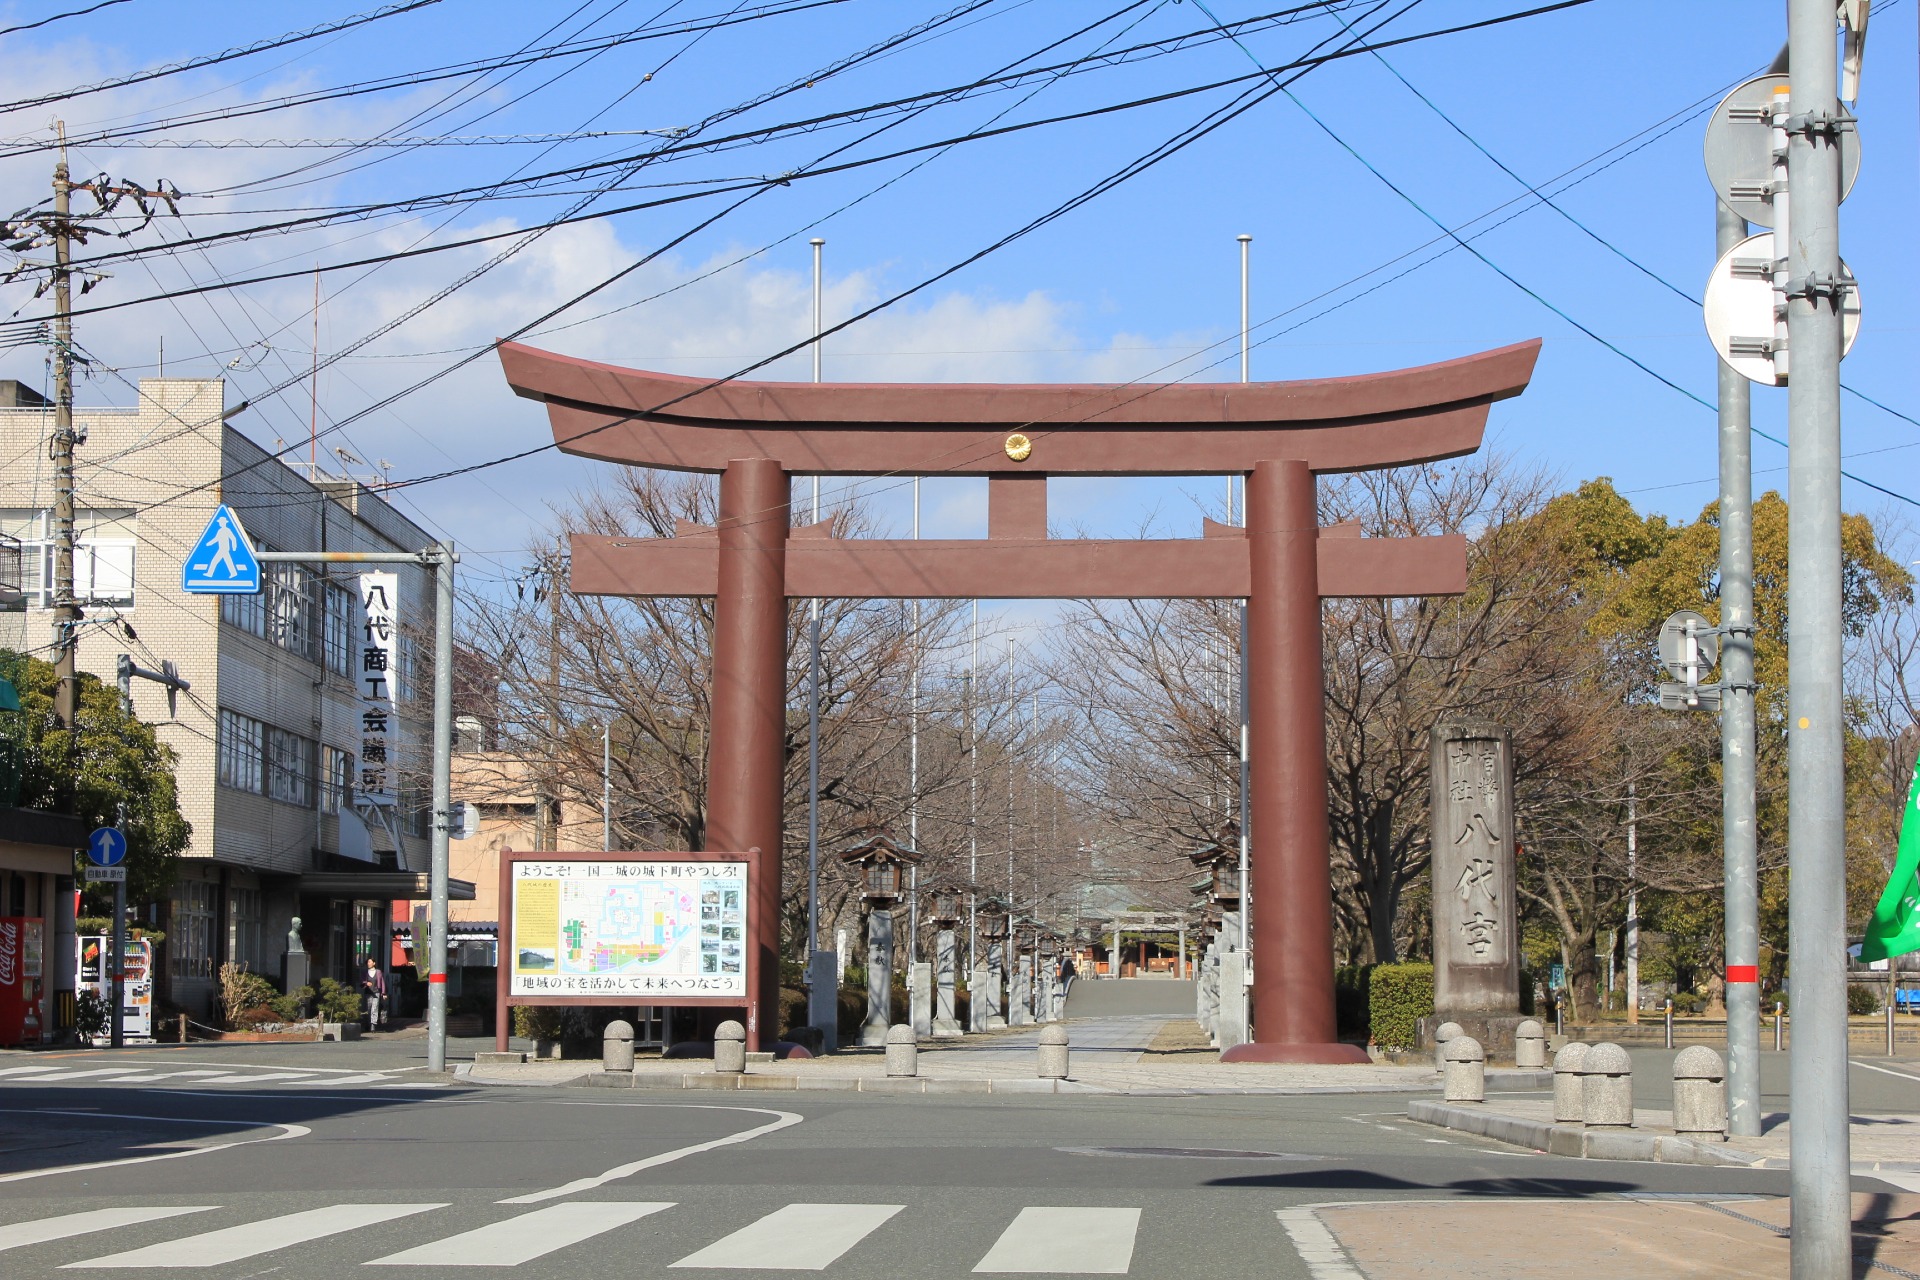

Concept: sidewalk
[[462, 1015, 1461, 1096], [1296, 1193, 1920, 1279]]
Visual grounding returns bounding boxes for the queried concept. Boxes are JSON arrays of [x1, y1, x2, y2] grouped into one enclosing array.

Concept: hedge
[[1369, 962, 1434, 1049], [1334, 964, 1373, 1038]]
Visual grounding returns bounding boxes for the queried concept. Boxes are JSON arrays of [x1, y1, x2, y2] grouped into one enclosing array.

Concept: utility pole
[[1784, 1, 1852, 1270], [51, 123, 78, 729], [1717, 197, 1761, 1138], [1625, 783, 1638, 1023]]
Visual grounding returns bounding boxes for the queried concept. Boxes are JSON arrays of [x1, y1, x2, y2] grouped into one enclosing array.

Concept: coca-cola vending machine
[[0, 917, 47, 1047]]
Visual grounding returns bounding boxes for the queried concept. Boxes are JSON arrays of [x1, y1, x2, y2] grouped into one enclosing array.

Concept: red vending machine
[[0, 917, 47, 1047]]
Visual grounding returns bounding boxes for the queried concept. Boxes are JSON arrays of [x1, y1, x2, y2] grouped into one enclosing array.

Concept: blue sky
[[1, 0, 1913, 619]]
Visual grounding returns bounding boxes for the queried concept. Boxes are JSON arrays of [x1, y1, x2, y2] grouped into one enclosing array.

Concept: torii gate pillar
[[707, 458, 789, 1051], [1224, 459, 1366, 1062]]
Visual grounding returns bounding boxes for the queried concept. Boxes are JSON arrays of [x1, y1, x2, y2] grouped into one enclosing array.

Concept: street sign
[[1658, 610, 1718, 680], [181, 504, 261, 594], [85, 826, 127, 867], [1704, 74, 1860, 226], [1704, 232, 1861, 387], [83, 867, 126, 883], [1660, 682, 1723, 713]]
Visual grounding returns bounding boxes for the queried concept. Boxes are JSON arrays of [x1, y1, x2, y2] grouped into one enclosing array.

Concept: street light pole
[[1784, 1, 1851, 1271]]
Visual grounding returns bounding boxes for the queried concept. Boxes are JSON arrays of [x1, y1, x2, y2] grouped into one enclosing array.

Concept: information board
[[507, 858, 749, 999]]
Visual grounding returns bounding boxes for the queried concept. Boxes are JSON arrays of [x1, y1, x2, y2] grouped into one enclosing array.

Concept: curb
[[575, 1072, 1102, 1094], [1407, 1099, 1763, 1167]]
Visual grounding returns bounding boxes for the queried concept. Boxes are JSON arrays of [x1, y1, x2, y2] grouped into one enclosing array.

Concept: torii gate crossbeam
[[500, 338, 1541, 1060]]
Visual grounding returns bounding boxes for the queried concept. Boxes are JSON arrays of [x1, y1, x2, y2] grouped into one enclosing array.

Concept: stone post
[[933, 928, 961, 1037], [1432, 1020, 1464, 1072], [910, 961, 933, 1038], [1216, 948, 1248, 1050], [1581, 1041, 1633, 1129], [884, 1023, 918, 1077], [1552, 1042, 1588, 1124], [602, 1019, 635, 1073], [967, 966, 989, 1032], [1011, 954, 1032, 1026], [985, 942, 1007, 1030], [1514, 1018, 1547, 1069], [1672, 1046, 1728, 1141], [714, 1019, 746, 1074], [1429, 723, 1520, 1022], [1442, 1035, 1486, 1103], [1199, 942, 1221, 1044], [858, 907, 894, 1047], [1037, 1024, 1069, 1079]]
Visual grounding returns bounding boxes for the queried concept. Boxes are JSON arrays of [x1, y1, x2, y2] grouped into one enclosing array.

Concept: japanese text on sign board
[[358, 571, 398, 806]]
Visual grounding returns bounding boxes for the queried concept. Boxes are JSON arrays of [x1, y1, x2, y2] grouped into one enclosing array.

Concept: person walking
[[361, 957, 387, 1030]]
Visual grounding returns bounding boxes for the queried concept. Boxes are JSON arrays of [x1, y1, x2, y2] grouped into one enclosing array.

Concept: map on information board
[[508, 858, 748, 998]]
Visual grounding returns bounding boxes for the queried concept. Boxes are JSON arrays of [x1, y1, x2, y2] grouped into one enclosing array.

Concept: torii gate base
[[502, 337, 1540, 1059]]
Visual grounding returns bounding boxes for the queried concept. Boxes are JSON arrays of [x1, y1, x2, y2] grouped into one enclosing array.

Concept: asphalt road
[[3, 1058, 1890, 1278]]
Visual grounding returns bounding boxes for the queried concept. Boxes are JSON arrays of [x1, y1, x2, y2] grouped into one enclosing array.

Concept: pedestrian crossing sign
[[181, 504, 261, 594]]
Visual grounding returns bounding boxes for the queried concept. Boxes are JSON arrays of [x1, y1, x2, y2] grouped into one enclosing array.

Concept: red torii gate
[[499, 336, 1541, 1061]]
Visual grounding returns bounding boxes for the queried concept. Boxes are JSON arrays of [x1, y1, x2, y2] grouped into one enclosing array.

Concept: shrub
[[1671, 990, 1704, 1015], [217, 963, 285, 1029], [74, 990, 109, 1040], [1369, 963, 1434, 1049], [270, 986, 312, 1022], [511, 1005, 567, 1040], [315, 977, 362, 1024], [1334, 965, 1373, 1038], [1848, 984, 1880, 1016]]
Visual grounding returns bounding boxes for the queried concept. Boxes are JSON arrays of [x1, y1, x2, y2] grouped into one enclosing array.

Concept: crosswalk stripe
[[0, 1208, 217, 1253], [183, 1072, 317, 1084], [3, 1068, 142, 1082], [64, 1204, 444, 1268], [972, 1207, 1142, 1274], [365, 1201, 674, 1266], [669, 1203, 903, 1270], [294, 1073, 388, 1087], [0, 1066, 71, 1078]]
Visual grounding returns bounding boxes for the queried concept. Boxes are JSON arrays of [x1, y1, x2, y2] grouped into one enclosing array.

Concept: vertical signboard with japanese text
[[358, 571, 398, 807], [1429, 723, 1519, 1017]]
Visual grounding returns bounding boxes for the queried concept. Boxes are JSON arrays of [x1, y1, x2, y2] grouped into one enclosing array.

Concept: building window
[[217, 710, 265, 794], [0, 507, 136, 608], [266, 727, 317, 808], [321, 745, 355, 813], [222, 584, 264, 636], [323, 582, 355, 676], [228, 887, 263, 971], [267, 562, 317, 661], [170, 881, 215, 982], [353, 902, 385, 968]]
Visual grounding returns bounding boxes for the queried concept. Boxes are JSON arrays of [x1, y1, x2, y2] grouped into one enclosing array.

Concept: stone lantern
[[926, 885, 964, 1038], [1189, 824, 1243, 909], [838, 832, 922, 1046]]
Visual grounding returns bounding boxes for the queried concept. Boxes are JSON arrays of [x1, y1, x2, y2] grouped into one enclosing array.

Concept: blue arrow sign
[[87, 826, 128, 867], [181, 504, 261, 594]]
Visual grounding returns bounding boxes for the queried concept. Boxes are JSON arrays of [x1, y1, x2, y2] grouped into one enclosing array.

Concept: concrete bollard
[[602, 1019, 635, 1073], [885, 1024, 918, 1077], [1581, 1041, 1634, 1129], [1432, 1020, 1465, 1072], [1514, 1018, 1547, 1070], [1552, 1042, 1589, 1124], [714, 1020, 747, 1074], [1442, 1035, 1486, 1103], [1672, 1045, 1728, 1142], [1037, 1024, 1070, 1079]]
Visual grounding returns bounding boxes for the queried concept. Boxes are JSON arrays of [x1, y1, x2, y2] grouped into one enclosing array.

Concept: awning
[[300, 872, 476, 902]]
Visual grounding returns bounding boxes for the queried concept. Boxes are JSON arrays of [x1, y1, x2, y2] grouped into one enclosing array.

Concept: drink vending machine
[[77, 934, 154, 1043], [0, 917, 47, 1047]]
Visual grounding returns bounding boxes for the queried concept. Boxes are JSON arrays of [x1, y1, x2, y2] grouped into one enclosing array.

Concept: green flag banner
[[1861, 760, 1920, 963]]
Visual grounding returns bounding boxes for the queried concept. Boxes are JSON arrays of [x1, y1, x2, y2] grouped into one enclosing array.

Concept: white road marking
[[291, 1072, 390, 1087], [1275, 1209, 1366, 1280], [181, 1072, 318, 1085], [1850, 1059, 1920, 1082], [0, 1109, 309, 1184], [0, 1208, 216, 1253], [65, 1203, 443, 1268], [500, 1106, 804, 1205], [972, 1207, 1141, 1274], [671, 1203, 902, 1271], [0, 1066, 72, 1078], [368, 1202, 674, 1266], [3, 1068, 143, 1082]]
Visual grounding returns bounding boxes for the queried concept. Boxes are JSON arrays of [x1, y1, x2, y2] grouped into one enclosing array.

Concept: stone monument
[[1425, 721, 1522, 1056], [933, 927, 962, 1038], [859, 907, 894, 1047]]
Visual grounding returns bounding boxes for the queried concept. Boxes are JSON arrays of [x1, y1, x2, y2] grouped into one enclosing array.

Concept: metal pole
[[969, 601, 978, 955], [1717, 199, 1762, 1138], [1665, 997, 1674, 1050], [602, 723, 612, 852], [806, 237, 824, 955], [1236, 232, 1252, 959], [1237, 233, 1252, 383], [51, 123, 78, 730], [1785, 5, 1851, 1270], [1626, 785, 1639, 1023], [427, 543, 454, 1073], [1776, 1002, 1785, 1052], [109, 877, 125, 1049], [1007, 636, 1016, 907], [909, 479, 920, 959]]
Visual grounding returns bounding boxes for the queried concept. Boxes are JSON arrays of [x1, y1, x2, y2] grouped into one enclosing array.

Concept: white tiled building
[[0, 376, 462, 1018]]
